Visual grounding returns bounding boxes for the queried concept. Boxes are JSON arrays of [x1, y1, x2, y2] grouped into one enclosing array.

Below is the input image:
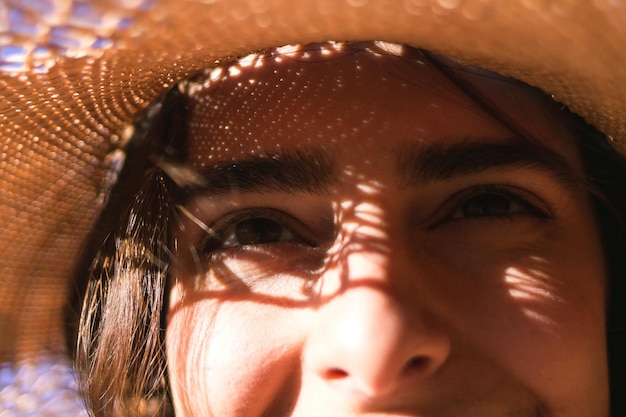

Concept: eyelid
[[428, 184, 555, 228], [198, 208, 321, 254]]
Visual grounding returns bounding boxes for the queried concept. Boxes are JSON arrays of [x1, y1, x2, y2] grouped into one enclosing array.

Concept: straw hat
[[1, 0, 625, 412]]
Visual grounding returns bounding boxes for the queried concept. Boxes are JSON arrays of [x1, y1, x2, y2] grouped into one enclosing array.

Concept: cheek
[[430, 219, 608, 411], [486, 277, 607, 415], [166, 287, 308, 417]]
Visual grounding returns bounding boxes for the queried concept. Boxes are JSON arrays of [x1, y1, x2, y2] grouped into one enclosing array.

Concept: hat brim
[[1, 0, 625, 357]]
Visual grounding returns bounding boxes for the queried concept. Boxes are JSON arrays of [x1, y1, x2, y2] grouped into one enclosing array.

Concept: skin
[[166, 44, 609, 417]]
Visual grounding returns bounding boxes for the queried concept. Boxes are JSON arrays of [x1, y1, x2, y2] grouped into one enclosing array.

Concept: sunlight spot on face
[[520, 309, 557, 326], [505, 270, 541, 286], [353, 224, 388, 240], [504, 265, 562, 328], [340, 218, 360, 236], [328, 193, 392, 274], [356, 182, 383, 195], [276, 44, 303, 56], [210, 67, 224, 81], [504, 266, 555, 289], [238, 53, 257, 68], [228, 66, 242, 77], [373, 41, 405, 57], [353, 201, 385, 225], [340, 200, 355, 210], [365, 46, 382, 58], [507, 287, 562, 303], [504, 267, 559, 299]]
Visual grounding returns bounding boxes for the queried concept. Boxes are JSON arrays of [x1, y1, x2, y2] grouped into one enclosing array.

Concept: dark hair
[[574, 119, 626, 415], [68, 43, 626, 417], [68, 87, 187, 416]]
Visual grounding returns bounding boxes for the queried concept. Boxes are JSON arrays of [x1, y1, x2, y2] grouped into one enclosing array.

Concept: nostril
[[405, 356, 430, 374], [324, 368, 349, 380]]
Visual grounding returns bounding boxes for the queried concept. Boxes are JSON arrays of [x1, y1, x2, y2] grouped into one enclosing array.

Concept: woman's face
[[166, 44, 609, 417]]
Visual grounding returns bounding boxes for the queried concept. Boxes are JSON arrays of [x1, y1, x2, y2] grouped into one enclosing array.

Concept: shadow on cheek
[[258, 364, 302, 417]]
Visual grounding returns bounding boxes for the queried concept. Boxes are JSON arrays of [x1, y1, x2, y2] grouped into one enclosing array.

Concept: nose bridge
[[325, 192, 417, 306], [326, 196, 396, 289], [329, 190, 430, 298], [304, 206, 451, 398]]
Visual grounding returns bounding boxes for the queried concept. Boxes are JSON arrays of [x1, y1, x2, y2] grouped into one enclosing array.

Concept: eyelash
[[199, 209, 317, 254], [432, 184, 552, 226], [195, 184, 552, 253]]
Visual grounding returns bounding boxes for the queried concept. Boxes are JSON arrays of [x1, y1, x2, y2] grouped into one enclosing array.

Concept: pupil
[[235, 218, 283, 244], [463, 194, 511, 217]]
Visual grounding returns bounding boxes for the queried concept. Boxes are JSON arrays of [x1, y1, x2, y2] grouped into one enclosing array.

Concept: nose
[[303, 247, 451, 398]]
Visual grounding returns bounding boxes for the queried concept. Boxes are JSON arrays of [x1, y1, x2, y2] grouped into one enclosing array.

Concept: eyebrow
[[183, 149, 336, 196], [396, 137, 579, 189], [181, 137, 579, 197]]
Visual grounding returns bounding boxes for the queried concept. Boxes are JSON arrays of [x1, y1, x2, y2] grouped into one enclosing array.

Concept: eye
[[223, 217, 294, 247], [447, 186, 550, 221], [200, 209, 316, 253], [454, 192, 524, 218]]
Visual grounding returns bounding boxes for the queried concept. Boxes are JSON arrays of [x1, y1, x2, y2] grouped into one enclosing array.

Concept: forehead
[[179, 43, 579, 167]]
